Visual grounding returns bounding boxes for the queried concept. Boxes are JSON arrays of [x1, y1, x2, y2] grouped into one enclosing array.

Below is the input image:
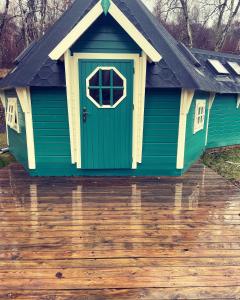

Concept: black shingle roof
[[191, 48, 240, 94], [0, 0, 239, 94]]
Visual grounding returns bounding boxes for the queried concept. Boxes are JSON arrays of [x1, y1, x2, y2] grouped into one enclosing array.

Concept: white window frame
[[228, 61, 240, 76], [193, 100, 206, 134], [86, 66, 127, 109], [6, 98, 20, 133], [208, 59, 229, 75]]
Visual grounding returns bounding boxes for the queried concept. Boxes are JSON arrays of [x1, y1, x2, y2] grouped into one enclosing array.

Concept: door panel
[[79, 59, 134, 169]]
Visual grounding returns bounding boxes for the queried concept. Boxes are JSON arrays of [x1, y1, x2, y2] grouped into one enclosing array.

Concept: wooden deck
[[0, 163, 239, 299]]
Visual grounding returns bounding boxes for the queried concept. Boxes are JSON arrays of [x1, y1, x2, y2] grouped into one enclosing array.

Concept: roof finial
[[101, 0, 111, 15]]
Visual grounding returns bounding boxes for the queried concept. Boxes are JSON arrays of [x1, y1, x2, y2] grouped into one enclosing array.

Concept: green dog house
[[0, 0, 240, 176]]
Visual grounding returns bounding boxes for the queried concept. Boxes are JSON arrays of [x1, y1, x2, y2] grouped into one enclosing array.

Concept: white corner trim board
[[49, 1, 161, 63], [176, 89, 195, 170], [237, 94, 240, 109], [137, 51, 147, 163], [64, 50, 76, 164], [16, 87, 36, 170], [65, 52, 145, 169], [131, 54, 141, 169], [205, 92, 215, 146]]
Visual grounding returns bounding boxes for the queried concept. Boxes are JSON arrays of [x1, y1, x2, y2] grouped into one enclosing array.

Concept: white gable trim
[[64, 50, 77, 164], [176, 89, 195, 170], [137, 51, 147, 163], [49, 2, 102, 60], [65, 52, 144, 169], [16, 88, 36, 169], [108, 2, 161, 62], [49, 0, 161, 63]]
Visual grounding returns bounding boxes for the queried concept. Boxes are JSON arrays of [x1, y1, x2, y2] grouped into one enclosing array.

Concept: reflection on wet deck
[[0, 163, 239, 299]]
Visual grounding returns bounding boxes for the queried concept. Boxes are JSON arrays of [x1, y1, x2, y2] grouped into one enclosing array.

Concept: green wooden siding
[[5, 89, 28, 169], [79, 60, 134, 169], [71, 14, 141, 54], [29, 88, 182, 176], [16, 86, 240, 177], [30, 87, 74, 175], [138, 88, 181, 175], [207, 94, 240, 148], [183, 91, 209, 172]]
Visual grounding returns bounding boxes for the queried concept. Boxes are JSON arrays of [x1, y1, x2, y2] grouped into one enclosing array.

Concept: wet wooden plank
[[0, 287, 240, 300], [0, 163, 239, 298], [0, 276, 240, 290]]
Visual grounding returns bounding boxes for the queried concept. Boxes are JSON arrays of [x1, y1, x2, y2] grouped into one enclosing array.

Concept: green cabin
[[0, 0, 240, 176]]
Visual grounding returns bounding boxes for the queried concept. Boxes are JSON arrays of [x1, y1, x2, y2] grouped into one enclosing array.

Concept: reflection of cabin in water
[[0, 0, 240, 177]]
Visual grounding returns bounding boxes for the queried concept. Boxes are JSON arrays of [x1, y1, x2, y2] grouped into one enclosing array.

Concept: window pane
[[113, 71, 123, 86], [89, 88, 100, 103], [102, 70, 111, 86], [88, 68, 126, 107], [113, 89, 124, 104], [89, 71, 99, 86], [102, 89, 111, 105], [208, 59, 229, 75]]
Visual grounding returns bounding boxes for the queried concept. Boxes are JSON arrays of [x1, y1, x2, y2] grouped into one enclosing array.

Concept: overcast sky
[[145, 0, 154, 11]]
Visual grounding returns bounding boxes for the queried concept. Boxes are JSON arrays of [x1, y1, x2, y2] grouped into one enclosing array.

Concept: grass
[[202, 148, 240, 185], [0, 133, 7, 148], [0, 133, 15, 168]]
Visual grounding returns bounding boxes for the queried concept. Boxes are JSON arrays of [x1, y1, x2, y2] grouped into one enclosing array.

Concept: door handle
[[83, 107, 89, 123]]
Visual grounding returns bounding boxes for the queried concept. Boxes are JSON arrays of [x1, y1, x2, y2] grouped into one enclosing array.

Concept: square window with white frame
[[194, 100, 206, 134], [6, 98, 20, 133]]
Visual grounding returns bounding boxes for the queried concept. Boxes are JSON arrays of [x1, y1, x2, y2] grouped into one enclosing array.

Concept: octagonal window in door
[[86, 67, 127, 108]]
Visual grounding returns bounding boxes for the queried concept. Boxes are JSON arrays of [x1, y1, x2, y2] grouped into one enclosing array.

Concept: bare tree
[[179, 0, 193, 47], [154, 0, 194, 47], [0, 0, 10, 40], [0, 0, 239, 69], [214, 0, 240, 50], [154, 0, 240, 52]]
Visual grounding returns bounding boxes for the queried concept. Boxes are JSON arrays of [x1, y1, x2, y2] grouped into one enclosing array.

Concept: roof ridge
[[122, 0, 216, 91], [192, 48, 240, 59], [0, 0, 239, 93]]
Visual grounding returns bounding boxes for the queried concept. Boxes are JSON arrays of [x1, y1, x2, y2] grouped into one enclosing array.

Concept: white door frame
[[65, 52, 146, 169]]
